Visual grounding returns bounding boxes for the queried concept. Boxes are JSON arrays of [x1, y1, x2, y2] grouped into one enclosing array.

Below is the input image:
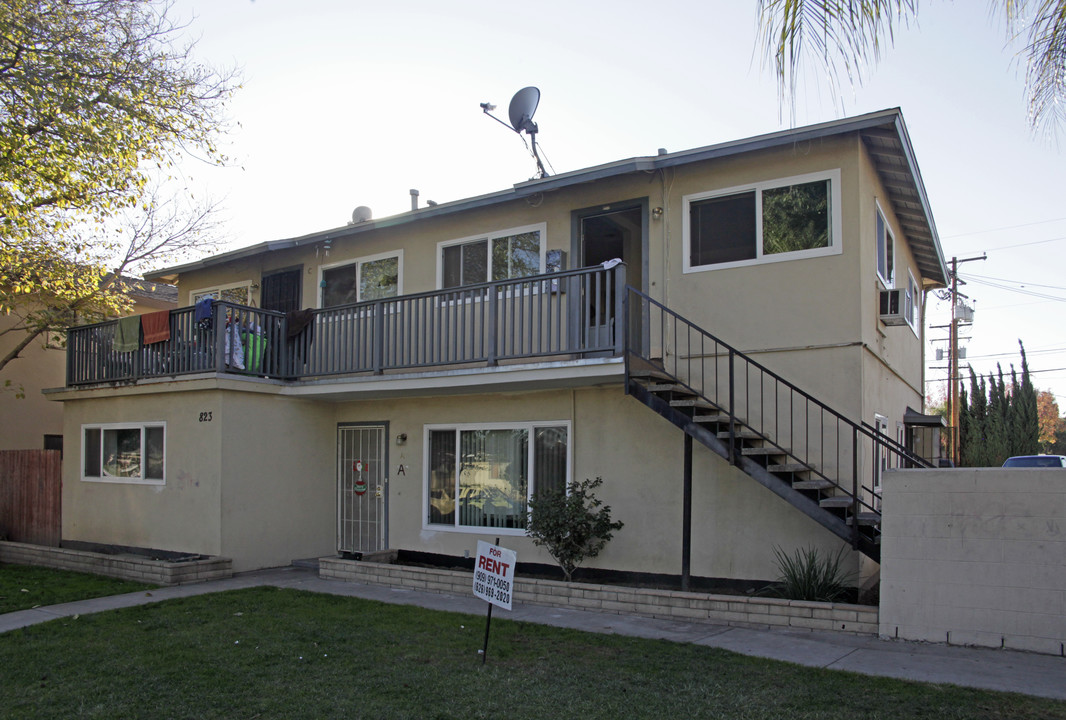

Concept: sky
[[166, 0, 1066, 410]]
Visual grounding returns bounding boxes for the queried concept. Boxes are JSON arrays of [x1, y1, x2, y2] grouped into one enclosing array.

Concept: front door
[[261, 267, 302, 313], [577, 202, 646, 351], [337, 424, 387, 555]]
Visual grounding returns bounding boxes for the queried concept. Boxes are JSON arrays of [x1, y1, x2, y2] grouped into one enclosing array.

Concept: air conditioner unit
[[879, 288, 908, 326]]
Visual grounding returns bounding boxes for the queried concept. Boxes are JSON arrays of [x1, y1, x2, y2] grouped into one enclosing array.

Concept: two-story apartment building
[[48, 109, 946, 587]]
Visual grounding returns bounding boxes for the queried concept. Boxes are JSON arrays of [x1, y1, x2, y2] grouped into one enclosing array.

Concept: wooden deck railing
[[65, 264, 626, 386]]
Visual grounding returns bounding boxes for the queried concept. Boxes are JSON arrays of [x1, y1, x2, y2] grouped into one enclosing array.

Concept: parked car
[[1002, 455, 1066, 468]]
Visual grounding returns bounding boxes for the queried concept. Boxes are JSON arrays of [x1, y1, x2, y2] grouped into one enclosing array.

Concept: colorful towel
[[141, 310, 171, 345], [114, 315, 140, 352]]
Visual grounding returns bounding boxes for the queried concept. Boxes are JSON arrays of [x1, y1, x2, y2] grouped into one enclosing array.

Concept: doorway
[[574, 201, 647, 350], [337, 423, 387, 555], [261, 267, 302, 314]]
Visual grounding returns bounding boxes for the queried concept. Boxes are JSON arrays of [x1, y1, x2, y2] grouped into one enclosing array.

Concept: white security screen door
[[337, 424, 387, 554]]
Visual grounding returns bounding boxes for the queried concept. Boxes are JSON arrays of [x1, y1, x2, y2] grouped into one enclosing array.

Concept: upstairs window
[[321, 252, 401, 307], [439, 225, 545, 289], [191, 283, 251, 306], [905, 272, 919, 331], [684, 171, 840, 272], [876, 204, 895, 287]]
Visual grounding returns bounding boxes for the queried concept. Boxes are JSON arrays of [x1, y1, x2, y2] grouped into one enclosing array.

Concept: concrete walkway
[[2, 566, 1063, 700]]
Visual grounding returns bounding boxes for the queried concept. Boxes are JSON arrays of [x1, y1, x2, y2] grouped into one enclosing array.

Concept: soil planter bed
[[0, 541, 232, 586], [319, 556, 878, 636]]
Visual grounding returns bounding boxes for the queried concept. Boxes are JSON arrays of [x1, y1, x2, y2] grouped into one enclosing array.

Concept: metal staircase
[[623, 288, 934, 563]]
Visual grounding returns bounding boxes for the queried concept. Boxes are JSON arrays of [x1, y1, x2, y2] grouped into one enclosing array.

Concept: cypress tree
[[1012, 340, 1040, 455]]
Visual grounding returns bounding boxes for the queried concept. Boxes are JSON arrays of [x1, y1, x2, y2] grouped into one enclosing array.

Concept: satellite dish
[[508, 87, 540, 134], [480, 86, 548, 179], [351, 206, 372, 223]]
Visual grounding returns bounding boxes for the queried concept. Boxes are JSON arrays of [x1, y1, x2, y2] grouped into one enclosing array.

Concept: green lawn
[[1, 586, 1063, 719], [0, 563, 156, 614]]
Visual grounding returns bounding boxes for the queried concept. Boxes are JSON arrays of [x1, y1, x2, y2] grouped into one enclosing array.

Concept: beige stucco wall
[[59, 383, 339, 572], [61, 389, 224, 557], [57, 376, 860, 579], [332, 384, 859, 583], [0, 313, 66, 451], [880, 468, 1066, 655], [218, 392, 335, 570]]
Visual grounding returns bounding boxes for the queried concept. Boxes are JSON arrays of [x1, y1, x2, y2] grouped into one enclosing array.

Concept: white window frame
[[436, 223, 547, 289], [422, 419, 571, 536], [190, 281, 253, 307], [81, 421, 166, 485], [318, 250, 403, 308], [682, 169, 842, 274], [905, 270, 920, 335], [875, 201, 895, 289]]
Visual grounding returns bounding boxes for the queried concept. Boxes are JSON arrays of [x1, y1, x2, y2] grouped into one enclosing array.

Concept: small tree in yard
[[526, 477, 623, 582]]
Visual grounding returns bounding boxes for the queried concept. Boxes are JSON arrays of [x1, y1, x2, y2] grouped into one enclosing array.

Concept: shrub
[[525, 477, 623, 582], [764, 544, 855, 602]]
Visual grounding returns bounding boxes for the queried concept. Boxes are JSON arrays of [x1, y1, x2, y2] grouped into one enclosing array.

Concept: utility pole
[[944, 254, 986, 465]]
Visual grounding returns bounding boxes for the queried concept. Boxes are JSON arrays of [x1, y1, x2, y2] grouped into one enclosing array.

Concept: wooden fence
[[0, 449, 62, 547]]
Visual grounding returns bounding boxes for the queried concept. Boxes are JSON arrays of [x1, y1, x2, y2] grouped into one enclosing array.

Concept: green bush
[[763, 544, 855, 602], [525, 477, 623, 582]]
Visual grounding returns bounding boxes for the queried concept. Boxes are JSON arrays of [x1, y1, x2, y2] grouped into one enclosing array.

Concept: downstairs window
[[82, 423, 165, 484], [426, 422, 568, 532]]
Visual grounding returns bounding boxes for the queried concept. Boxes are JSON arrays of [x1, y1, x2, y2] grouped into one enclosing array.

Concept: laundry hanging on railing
[[242, 321, 266, 373], [286, 309, 314, 340], [194, 297, 214, 330], [114, 315, 140, 353], [140, 310, 171, 345], [224, 318, 245, 370]]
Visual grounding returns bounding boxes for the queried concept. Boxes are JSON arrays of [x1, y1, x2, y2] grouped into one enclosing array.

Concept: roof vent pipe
[[657, 148, 668, 156], [410, 188, 419, 211]]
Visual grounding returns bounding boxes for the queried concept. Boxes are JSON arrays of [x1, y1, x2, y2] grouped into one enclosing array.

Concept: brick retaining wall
[[319, 557, 878, 635], [0, 541, 232, 586]]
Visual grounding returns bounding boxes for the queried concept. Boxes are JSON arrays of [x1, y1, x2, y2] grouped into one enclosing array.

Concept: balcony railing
[[65, 264, 626, 387]]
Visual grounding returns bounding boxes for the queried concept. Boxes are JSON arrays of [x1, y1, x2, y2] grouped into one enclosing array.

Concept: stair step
[[741, 446, 789, 457], [629, 366, 672, 382], [670, 398, 716, 410], [717, 429, 762, 440], [694, 413, 743, 424], [768, 462, 811, 473], [644, 382, 691, 393], [819, 496, 856, 509], [792, 479, 834, 491], [847, 512, 881, 526]]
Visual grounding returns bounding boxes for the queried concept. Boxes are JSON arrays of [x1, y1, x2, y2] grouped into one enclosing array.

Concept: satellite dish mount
[[481, 86, 548, 179]]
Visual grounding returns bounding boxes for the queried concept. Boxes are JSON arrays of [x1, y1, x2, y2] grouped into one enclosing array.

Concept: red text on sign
[[477, 554, 510, 576]]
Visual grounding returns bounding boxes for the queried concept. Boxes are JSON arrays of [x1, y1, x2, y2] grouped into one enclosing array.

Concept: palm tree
[[757, 0, 1066, 135]]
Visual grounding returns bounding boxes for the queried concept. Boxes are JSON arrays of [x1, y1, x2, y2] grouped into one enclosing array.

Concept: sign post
[[472, 539, 516, 664]]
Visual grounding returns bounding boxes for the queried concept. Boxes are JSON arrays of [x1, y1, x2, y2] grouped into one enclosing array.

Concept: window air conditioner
[[879, 288, 908, 326]]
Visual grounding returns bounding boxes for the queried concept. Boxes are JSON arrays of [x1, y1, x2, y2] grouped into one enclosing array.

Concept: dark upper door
[[577, 203, 646, 350], [261, 267, 302, 313]]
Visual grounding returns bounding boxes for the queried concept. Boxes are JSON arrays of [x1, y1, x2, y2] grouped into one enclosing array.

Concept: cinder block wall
[[880, 468, 1066, 656], [319, 557, 878, 635]]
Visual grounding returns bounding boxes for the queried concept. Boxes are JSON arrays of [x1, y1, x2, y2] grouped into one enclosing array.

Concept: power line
[[942, 216, 1066, 239], [960, 272, 1066, 292], [962, 276, 1066, 302]]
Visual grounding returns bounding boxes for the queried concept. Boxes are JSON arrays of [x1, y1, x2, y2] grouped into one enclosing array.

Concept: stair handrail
[[626, 286, 934, 469]]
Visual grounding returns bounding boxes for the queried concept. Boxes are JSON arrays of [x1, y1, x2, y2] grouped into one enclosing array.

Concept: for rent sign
[[473, 540, 516, 610]]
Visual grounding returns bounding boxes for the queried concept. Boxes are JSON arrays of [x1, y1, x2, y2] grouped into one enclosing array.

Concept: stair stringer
[[627, 379, 878, 561]]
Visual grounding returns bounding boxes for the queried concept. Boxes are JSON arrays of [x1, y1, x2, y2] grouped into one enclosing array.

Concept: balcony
[[65, 264, 626, 387]]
